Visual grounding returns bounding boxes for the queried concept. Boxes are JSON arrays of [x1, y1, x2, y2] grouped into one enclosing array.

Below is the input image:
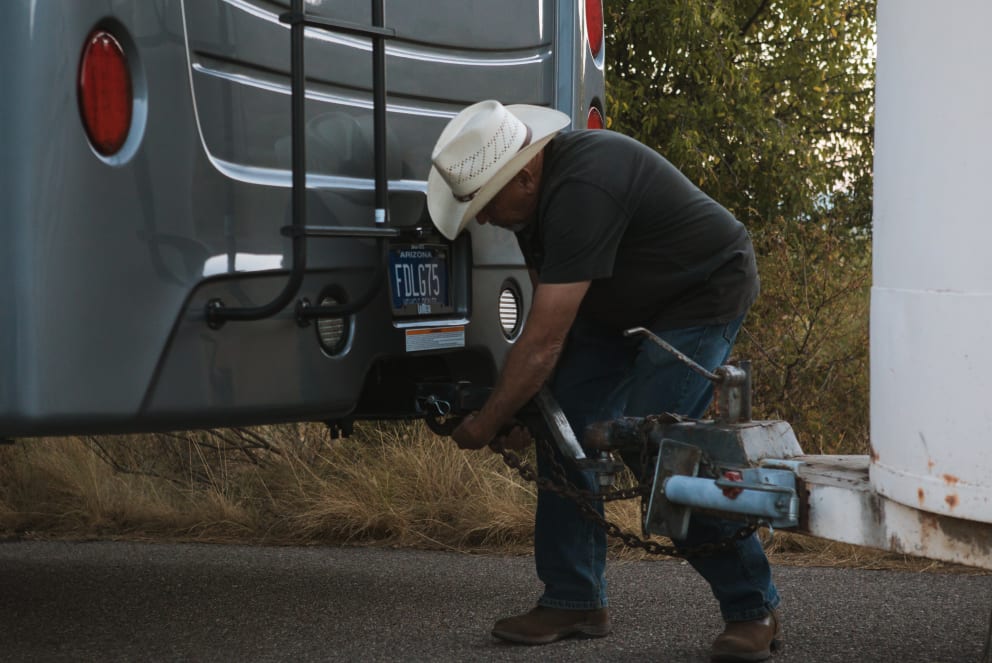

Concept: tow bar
[[415, 382, 623, 482], [417, 325, 806, 544]]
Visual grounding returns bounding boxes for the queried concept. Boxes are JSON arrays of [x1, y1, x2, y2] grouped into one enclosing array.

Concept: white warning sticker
[[405, 326, 466, 353]]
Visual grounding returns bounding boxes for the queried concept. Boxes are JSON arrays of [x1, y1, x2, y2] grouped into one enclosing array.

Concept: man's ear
[[516, 162, 540, 194]]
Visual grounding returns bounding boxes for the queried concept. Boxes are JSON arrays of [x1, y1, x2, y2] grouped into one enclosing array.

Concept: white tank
[[871, 0, 992, 523]]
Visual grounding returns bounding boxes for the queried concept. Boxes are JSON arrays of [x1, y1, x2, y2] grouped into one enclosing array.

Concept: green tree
[[606, 0, 876, 452]]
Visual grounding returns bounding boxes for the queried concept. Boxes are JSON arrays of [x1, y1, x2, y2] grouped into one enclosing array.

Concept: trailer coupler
[[644, 438, 799, 540], [581, 398, 803, 539], [581, 326, 806, 539]]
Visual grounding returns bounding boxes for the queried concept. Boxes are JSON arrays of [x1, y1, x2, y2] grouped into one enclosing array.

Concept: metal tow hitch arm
[[414, 383, 624, 485], [531, 386, 626, 486]]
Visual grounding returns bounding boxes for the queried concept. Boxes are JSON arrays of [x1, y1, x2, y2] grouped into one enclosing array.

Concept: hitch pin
[[424, 395, 451, 417]]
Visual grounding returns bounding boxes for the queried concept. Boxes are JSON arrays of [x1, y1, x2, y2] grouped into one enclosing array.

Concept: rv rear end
[[0, 1, 605, 437]]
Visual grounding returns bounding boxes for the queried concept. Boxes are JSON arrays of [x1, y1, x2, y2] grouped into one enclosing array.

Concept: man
[[426, 100, 781, 662]]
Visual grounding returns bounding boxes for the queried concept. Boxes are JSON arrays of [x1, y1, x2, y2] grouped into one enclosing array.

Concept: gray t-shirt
[[516, 130, 759, 330]]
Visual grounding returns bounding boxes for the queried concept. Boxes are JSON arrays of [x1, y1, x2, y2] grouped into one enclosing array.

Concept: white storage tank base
[[871, 0, 992, 524]]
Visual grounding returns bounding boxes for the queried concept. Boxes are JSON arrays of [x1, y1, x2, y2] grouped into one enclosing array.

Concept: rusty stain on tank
[[870, 447, 880, 463], [918, 488, 926, 505], [943, 474, 959, 486], [945, 494, 959, 509]]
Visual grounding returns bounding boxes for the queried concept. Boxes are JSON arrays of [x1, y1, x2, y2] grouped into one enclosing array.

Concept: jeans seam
[[671, 328, 709, 414], [717, 535, 780, 622], [537, 597, 606, 610], [722, 320, 736, 344], [722, 538, 762, 621]]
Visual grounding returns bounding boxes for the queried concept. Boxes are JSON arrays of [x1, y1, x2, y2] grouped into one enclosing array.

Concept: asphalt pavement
[[0, 541, 989, 662]]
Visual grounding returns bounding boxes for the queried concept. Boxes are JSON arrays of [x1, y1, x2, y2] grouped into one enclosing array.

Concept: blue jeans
[[534, 315, 781, 622]]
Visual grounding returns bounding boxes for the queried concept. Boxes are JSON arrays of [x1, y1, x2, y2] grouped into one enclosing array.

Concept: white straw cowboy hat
[[427, 100, 571, 240]]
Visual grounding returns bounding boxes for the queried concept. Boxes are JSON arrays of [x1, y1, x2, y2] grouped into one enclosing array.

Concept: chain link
[[492, 436, 759, 558]]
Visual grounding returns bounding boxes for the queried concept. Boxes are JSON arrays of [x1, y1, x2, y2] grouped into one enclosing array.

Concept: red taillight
[[587, 106, 605, 130], [585, 0, 604, 59], [78, 30, 133, 156]]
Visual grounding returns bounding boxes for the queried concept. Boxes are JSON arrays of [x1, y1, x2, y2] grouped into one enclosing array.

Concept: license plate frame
[[387, 243, 452, 317]]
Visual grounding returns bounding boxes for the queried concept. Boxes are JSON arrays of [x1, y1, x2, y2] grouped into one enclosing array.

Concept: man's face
[[475, 174, 538, 232]]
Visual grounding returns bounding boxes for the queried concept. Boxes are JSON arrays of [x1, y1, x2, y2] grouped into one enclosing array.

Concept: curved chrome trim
[[220, 0, 549, 66], [190, 60, 454, 118], [211, 156, 427, 191]]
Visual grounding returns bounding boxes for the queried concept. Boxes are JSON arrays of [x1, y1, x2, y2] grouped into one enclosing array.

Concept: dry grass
[[0, 423, 537, 551], [265, 423, 537, 551], [0, 423, 979, 574]]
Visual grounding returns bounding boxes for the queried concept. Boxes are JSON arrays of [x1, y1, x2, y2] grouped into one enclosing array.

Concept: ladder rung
[[281, 225, 401, 239], [279, 12, 396, 39]]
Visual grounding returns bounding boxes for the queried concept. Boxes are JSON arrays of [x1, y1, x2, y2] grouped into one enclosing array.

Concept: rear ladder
[[205, 0, 400, 329]]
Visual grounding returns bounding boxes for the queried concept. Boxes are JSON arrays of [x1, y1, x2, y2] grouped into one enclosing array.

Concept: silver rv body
[[0, 0, 606, 436]]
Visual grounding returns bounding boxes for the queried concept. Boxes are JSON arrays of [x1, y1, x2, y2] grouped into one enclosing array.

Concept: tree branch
[[740, 0, 772, 37]]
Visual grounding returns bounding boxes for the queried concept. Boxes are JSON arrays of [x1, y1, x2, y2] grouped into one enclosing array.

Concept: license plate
[[388, 244, 449, 315]]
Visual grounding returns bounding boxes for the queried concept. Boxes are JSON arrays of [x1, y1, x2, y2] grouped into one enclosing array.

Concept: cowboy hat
[[427, 100, 571, 240]]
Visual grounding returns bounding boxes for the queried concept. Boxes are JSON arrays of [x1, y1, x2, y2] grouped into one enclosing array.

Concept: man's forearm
[[452, 280, 588, 448], [473, 333, 563, 435]]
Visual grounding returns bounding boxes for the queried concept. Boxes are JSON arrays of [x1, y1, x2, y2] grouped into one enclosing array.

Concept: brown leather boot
[[710, 610, 782, 662], [491, 606, 612, 645]]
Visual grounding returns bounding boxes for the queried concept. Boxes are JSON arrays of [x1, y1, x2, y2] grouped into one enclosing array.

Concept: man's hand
[[451, 414, 496, 450], [451, 415, 534, 451], [494, 425, 533, 451], [451, 280, 589, 451]]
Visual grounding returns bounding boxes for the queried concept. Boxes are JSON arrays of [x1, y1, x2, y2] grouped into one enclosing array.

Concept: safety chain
[[492, 436, 759, 559]]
